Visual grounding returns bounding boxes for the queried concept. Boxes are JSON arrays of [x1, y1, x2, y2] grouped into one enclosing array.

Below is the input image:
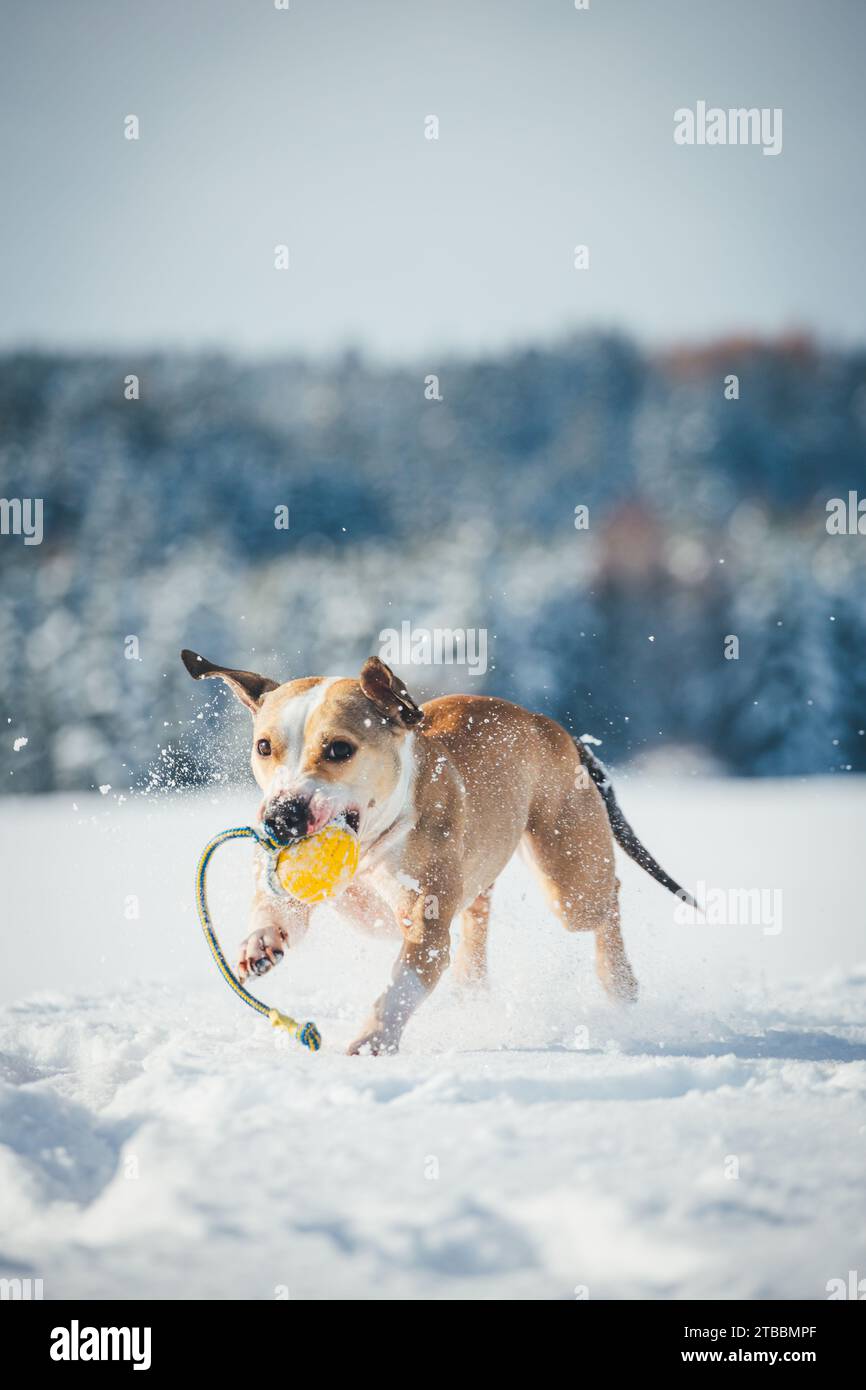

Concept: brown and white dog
[[182, 650, 695, 1055]]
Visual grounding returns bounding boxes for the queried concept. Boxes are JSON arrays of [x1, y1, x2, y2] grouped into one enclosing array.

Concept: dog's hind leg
[[591, 882, 638, 1004], [526, 839, 637, 1003], [523, 778, 639, 1003], [452, 887, 492, 987]]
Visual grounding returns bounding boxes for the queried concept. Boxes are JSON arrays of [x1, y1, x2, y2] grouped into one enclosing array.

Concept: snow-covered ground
[[1, 777, 864, 1300]]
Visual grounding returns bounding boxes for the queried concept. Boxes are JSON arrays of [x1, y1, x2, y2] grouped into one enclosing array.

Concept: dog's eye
[[256, 738, 272, 757], [325, 739, 355, 762]]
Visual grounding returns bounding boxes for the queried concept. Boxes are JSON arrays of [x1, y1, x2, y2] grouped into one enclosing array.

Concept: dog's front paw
[[346, 1026, 400, 1056], [238, 922, 286, 982]]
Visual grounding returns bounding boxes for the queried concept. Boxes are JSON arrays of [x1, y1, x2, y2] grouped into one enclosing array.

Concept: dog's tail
[[576, 737, 697, 909]]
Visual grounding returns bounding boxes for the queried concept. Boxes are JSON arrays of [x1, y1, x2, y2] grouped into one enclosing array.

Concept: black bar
[[6, 1298, 862, 1374]]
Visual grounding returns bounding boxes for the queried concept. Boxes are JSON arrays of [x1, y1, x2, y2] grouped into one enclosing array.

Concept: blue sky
[[1, 0, 864, 358]]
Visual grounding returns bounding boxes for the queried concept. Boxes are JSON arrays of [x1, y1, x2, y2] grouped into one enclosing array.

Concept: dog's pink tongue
[[306, 794, 336, 836]]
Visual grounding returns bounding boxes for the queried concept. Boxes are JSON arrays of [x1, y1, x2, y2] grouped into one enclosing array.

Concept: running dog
[[181, 650, 694, 1054]]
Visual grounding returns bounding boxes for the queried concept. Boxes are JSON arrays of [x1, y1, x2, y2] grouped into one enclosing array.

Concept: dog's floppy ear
[[181, 649, 279, 713], [359, 657, 424, 727]]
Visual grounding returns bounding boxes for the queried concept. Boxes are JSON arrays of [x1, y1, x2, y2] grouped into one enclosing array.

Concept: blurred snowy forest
[[2, 332, 865, 793]]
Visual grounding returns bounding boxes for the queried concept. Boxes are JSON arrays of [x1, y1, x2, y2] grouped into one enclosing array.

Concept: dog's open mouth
[[306, 797, 361, 838], [295, 802, 362, 842], [259, 797, 362, 845]]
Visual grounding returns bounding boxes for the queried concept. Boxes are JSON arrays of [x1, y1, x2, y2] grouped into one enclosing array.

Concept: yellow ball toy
[[272, 821, 359, 904]]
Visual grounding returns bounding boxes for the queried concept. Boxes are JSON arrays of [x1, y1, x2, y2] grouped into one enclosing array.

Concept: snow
[[1, 777, 864, 1300]]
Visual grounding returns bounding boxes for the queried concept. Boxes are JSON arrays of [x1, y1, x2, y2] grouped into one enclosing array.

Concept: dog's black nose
[[263, 796, 310, 844]]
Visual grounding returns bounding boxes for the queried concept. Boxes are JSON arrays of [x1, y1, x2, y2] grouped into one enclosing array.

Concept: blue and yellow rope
[[195, 826, 321, 1051]]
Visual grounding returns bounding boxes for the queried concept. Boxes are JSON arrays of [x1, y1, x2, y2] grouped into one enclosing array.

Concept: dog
[[182, 649, 695, 1054]]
